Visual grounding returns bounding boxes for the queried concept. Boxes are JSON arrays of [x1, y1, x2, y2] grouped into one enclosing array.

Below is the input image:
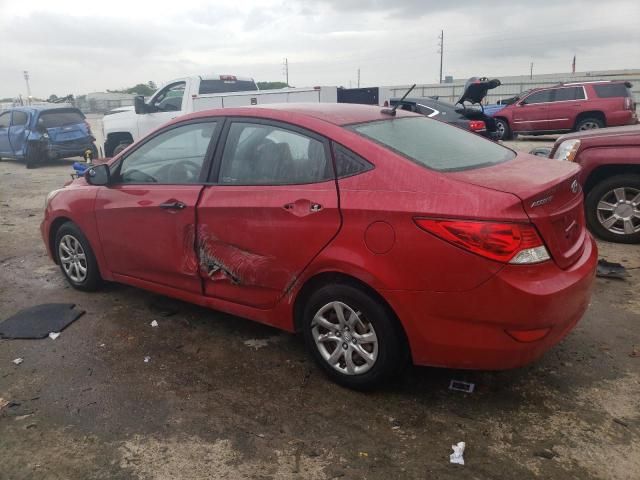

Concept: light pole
[[23, 70, 32, 105]]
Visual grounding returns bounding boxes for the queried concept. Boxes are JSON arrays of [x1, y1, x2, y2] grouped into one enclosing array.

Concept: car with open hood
[[41, 103, 597, 389]]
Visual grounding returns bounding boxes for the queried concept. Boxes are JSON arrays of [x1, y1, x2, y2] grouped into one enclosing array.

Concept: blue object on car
[[483, 104, 507, 117], [0, 106, 97, 168]]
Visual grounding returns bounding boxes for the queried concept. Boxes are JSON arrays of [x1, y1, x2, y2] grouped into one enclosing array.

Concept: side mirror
[[85, 163, 110, 186], [134, 95, 147, 114]]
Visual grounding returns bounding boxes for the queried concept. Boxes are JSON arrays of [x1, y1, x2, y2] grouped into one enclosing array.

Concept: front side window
[[349, 117, 515, 172], [553, 87, 584, 101], [11, 111, 29, 126], [151, 82, 186, 112], [0, 112, 10, 128], [219, 122, 332, 185], [522, 90, 553, 104], [118, 122, 216, 184]]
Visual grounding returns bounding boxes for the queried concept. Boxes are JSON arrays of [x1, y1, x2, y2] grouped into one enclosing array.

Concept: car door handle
[[159, 200, 186, 210]]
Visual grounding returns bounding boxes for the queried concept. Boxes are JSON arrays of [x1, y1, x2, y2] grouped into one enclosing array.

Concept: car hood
[[456, 77, 501, 105], [556, 124, 640, 143]]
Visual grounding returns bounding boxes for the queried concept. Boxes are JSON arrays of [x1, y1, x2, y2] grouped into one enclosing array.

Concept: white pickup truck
[[102, 74, 338, 156]]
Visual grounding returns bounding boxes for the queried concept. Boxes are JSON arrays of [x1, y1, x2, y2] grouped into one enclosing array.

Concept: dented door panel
[[197, 183, 341, 308]]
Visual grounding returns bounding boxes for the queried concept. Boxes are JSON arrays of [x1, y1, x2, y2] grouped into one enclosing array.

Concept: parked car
[[102, 73, 339, 157], [390, 77, 501, 138], [42, 104, 597, 389], [548, 125, 640, 243], [491, 81, 637, 140], [0, 106, 97, 168]]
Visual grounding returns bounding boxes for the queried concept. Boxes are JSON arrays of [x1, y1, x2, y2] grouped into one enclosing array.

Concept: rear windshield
[[593, 83, 633, 98], [349, 116, 515, 172], [199, 79, 258, 94], [39, 110, 85, 128]]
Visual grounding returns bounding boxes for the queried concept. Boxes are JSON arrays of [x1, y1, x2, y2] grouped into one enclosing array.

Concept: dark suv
[[492, 81, 637, 140]]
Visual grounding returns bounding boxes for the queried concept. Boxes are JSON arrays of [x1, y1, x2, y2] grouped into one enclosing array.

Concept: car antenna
[[381, 84, 416, 116]]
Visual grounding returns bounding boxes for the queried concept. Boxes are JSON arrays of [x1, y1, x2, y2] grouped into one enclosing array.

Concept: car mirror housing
[[85, 163, 110, 186], [134, 95, 148, 114]]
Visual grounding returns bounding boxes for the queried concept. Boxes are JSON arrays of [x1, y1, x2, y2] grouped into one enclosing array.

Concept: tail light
[[624, 97, 632, 110], [468, 120, 486, 131], [414, 218, 551, 264], [505, 327, 551, 342]]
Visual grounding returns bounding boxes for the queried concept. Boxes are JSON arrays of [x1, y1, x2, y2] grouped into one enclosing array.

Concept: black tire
[[25, 142, 46, 169], [575, 117, 604, 131], [494, 118, 512, 140], [54, 222, 103, 291], [585, 174, 640, 244], [112, 142, 131, 156], [302, 283, 407, 390]]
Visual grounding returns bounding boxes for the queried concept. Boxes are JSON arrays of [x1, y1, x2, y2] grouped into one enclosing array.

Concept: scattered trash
[[144, 356, 151, 363], [99, 343, 105, 348], [48, 332, 60, 340], [613, 418, 629, 428], [12, 358, 24, 365], [244, 338, 269, 350], [449, 380, 475, 393], [358, 452, 368, 458], [533, 449, 556, 460], [629, 347, 640, 358], [596, 259, 628, 280], [450, 442, 465, 465], [0, 398, 9, 410], [150, 320, 159, 328], [0, 303, 85, 339], [529, 146, 552, 157]]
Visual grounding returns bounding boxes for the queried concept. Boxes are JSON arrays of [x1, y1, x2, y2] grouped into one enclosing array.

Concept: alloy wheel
[[596, 187, 640, 236], [578, 121, 600, 130], [58, 234, 88, 283], [311, 301, 379, 375]]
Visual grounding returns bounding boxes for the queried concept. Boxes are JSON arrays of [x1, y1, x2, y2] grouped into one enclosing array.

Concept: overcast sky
[[1, 0, 639, 98]]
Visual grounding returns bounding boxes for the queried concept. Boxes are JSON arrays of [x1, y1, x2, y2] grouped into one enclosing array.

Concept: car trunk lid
[[449, 154, 586, 269]]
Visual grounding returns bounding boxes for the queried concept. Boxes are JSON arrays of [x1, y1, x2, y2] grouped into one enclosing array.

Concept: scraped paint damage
[[182, 224, 292, 288]]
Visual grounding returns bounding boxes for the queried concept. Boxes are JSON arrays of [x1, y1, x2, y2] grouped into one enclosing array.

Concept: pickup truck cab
[[103, 74, 259, 156]]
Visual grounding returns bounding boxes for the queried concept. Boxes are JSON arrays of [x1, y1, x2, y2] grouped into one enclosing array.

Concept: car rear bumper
[[382, 234, 598, 370], [47, 141, 96, 159]]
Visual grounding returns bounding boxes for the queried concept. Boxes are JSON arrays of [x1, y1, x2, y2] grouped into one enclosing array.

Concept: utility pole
[[437, 30, 444, 84], [357, 68, 360, 88], [530, 62, 533, 79], [283, 58, 289, 87], [23, 70, 32, 105]]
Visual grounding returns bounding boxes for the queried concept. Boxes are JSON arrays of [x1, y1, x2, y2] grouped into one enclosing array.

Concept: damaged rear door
[[197, 118, 341, 308], [94, 120, 220, 293]]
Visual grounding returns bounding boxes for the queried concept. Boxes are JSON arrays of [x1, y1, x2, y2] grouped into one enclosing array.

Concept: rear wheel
[[112, 142, 131, 156], [585, 174, 640, 244], [575, 117, 604, 131], [494, 118, 512, 140], [302, 283, 406, 389], [54, 222, 103, 291]]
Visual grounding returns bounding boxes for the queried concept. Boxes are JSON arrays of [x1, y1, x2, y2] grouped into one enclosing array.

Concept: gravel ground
[[0, 140, 639, 480]]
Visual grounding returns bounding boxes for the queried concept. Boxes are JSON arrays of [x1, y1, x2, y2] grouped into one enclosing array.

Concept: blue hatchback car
[[0, 106, 97, 168]]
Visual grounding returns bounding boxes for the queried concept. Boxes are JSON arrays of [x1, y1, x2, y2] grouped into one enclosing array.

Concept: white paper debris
[[99, 343, 105, 347], [450, 441, 465, 465], [244, 339, 269, 350], [12, 358, 24, 365], [144, 356, 151, 363], [49, 332, 61, 340], [150, 320, 158, 327]]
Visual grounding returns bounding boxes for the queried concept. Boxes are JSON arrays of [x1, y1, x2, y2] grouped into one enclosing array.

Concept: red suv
[[494, 81, 637, 140]]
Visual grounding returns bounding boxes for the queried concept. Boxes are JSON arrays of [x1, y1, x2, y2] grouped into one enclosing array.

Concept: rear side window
[[39, 110, 85, 128], [12, 111, 29, 126], [332, 143, 373, 178], [554, 87, 585, 101], [594, 84, 632, 98], [199, 79, 258, 94], [349, 117, 515, 172]]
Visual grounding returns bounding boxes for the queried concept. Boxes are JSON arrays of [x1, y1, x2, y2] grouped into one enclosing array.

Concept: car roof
[[183, 103, 418, 126], [7, 105, 81, 113]]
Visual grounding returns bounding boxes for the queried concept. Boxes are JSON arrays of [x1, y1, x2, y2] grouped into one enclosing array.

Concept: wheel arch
[[49, 216, 73, 264], [584, 164, 640, 194], [575, 111, 606, 129], [292, 271, 411, 358]]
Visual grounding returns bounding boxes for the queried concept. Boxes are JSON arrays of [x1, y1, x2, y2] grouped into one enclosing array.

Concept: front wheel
[[54, 222, 103, 291], [494, 118, 512, 140], [585, 174, 640, 244], [302, 284, 406, 389]]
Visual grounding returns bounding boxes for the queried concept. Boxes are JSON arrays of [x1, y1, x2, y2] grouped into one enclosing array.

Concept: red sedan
[[41, 104, 597, 389]]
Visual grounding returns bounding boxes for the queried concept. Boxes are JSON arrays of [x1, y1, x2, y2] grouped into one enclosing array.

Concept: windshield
[[349, 117, 515, 172]]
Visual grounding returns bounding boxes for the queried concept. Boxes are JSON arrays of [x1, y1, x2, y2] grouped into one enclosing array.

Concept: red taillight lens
[[505, 327, 551, 342], [624, 97, 632, 110], [219, 75, 237, 82], [468, 120, 486, 131], [414, 218, 547, 263]]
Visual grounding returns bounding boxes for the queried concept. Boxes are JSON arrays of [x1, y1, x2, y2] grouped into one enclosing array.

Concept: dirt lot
[[1, 142, 639, 480]]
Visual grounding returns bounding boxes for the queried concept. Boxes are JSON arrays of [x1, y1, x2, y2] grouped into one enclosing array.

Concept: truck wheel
[[494, 118, 512, 140], [302, 283, 407, 390], [112, 142, 131, 156], [585, 174, 640, 244], [575, 117, 604, 131]]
